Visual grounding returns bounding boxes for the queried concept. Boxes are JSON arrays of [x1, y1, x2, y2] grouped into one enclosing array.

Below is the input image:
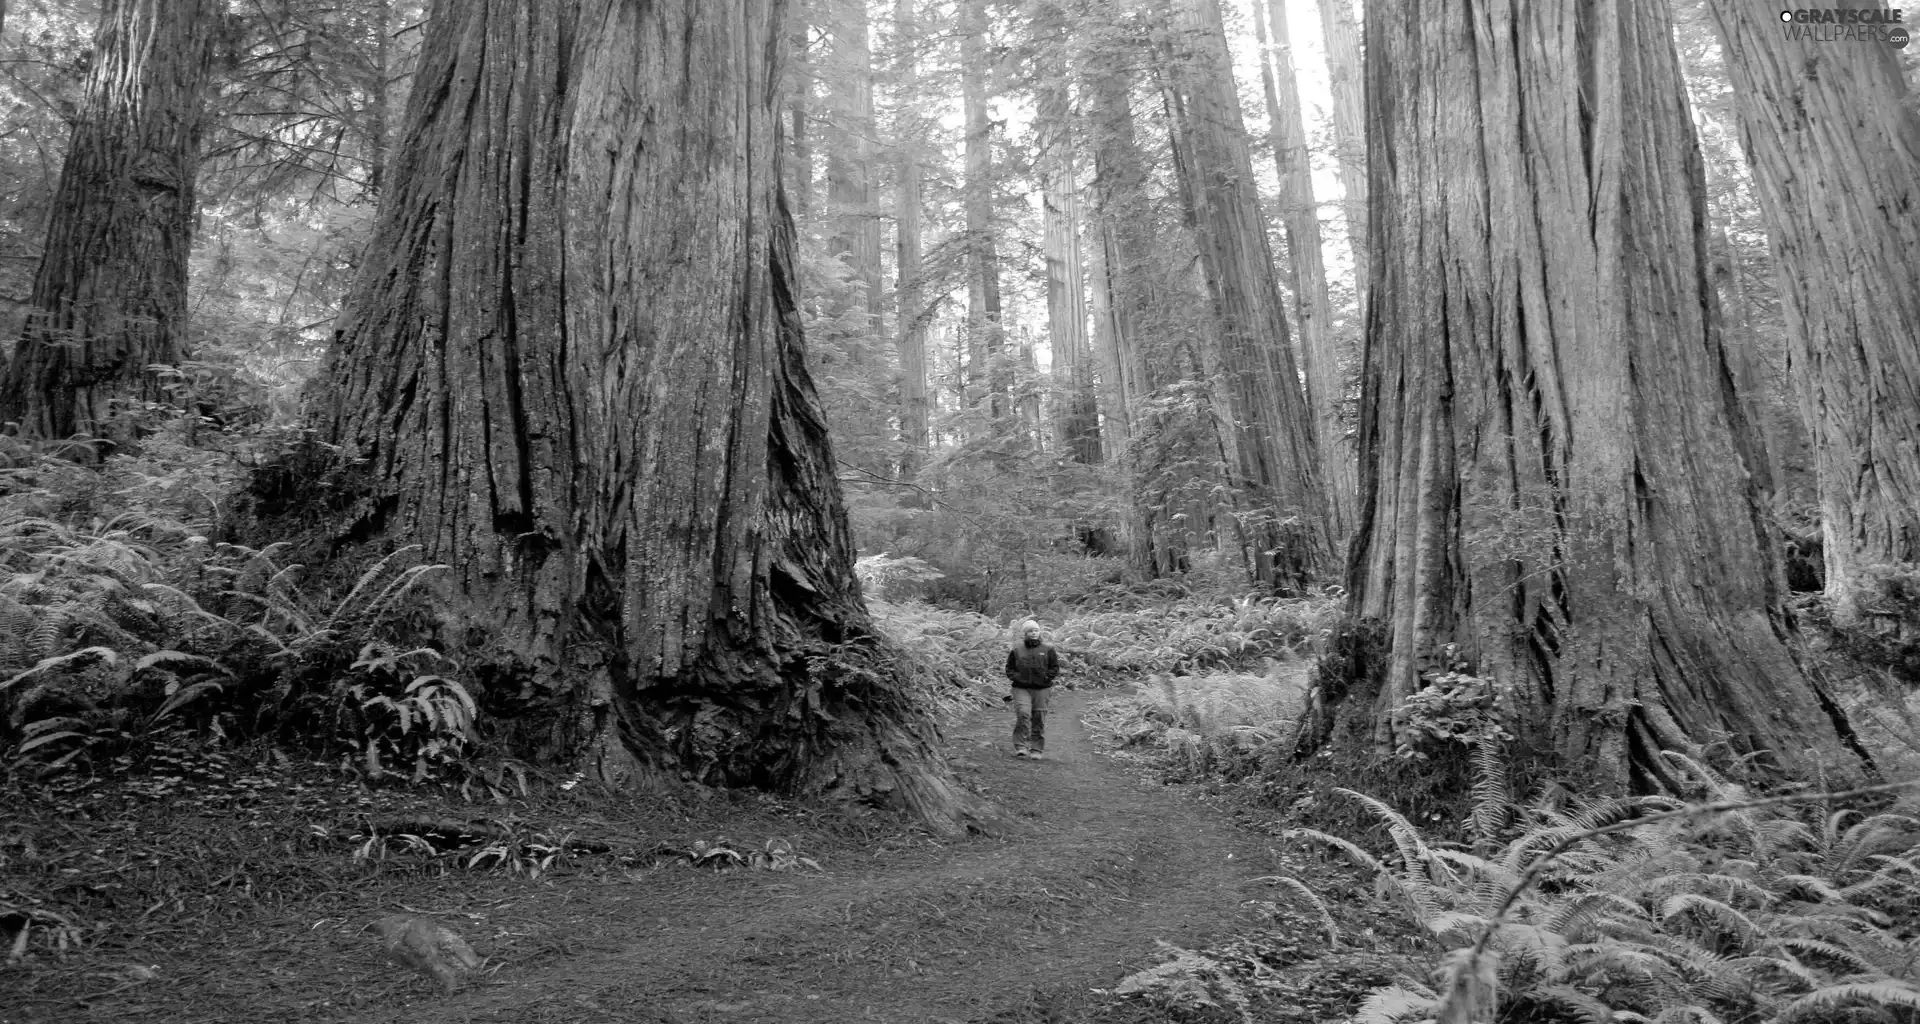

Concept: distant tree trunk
[[961, 0, 1004, 425], [892, 0, 928, 478], [824, 0, 880, 335], [1087, 58, 1163, 571], [1037, 70, 1098, 464], [314, 0, 983, 831], [1314, 0, 1366, 323], [1707, 0, 1920, 624], [365, 0, 391, 197], [1322, 0, 1865, 788], [0, 0, 218, 438], [788, 7, 813, 222], [1251, 0, 1352, 540], [1162, 0, 1332, 592]]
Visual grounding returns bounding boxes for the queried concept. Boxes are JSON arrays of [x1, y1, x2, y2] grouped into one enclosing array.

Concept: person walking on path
[[1005, 619, 1061, 759]]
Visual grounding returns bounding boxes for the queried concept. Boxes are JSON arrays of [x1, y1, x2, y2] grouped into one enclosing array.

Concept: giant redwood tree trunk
[[0, 0, 217, 438], [1706, 0, 1920, 625], [1323, 0, 1865, 789], [315, 0, 983, 830]]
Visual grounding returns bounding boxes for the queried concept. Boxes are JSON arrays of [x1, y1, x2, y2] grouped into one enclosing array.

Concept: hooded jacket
[[1005, 626, 1060, 689]]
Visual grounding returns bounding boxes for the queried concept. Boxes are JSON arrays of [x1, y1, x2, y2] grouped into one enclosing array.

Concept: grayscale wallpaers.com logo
[[1781, 8, 1910, 47]]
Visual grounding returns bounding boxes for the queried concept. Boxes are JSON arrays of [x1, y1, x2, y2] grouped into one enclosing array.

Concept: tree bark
[[1706, 0, 1920, 623], [961, 0, 1005, 426], [0, 0, 218, 438], [892, 0, 928, 478], [314, 0, 985, 831], [1161, 0, 1332, 592], [824, 0, 881, 335], [1313, 0, 1366, 326], [1328, 0, 1865, 789], [1037, 61, 1098, 464], [1251, 0, 1352, 540]]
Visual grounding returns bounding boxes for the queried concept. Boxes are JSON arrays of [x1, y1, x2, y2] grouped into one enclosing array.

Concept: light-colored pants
[[1012, 686, 1051, 753]]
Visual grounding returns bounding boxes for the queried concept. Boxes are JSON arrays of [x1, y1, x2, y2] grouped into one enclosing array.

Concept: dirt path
[[418, 689, 1274, 1024], [5, 690, 1294, 1024]]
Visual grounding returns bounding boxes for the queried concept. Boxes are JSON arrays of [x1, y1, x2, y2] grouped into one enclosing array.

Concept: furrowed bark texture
[[1707, 0, 1920, 621], [1164, 0, 1332, 591], [317, 0, 980, 830], [0, 0, 217, 438], [1342, 0, 1863, 787]]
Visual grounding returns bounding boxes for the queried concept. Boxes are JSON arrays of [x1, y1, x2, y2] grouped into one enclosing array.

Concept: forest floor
[[1, 685, 1421, 1024]]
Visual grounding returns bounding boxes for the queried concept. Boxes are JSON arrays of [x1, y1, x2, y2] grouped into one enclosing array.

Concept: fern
[[1253, 873, 1339, 943], [1777, 978, 1920, 1021]]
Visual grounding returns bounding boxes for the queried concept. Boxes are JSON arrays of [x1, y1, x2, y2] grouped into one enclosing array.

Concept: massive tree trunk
[[0, 0, 218, 438], [1706, 0, 1920, 624], [1320, 0, 1865, 789], [1037, 61, 1099, 464], [892, 0, 928, 478], [1251, 0, 1353, 540], [1314, 0, 1367, 323], [313, 0, 983, 831], [1162, 0, 1332, 592]]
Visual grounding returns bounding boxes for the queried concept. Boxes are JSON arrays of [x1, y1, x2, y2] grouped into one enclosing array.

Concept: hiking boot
[[1028, 751, 1045, 761], [1014, 748, 1029, 758]]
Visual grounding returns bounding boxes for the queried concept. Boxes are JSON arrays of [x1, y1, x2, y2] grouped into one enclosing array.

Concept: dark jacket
[[1005, 641, 1060, 689]]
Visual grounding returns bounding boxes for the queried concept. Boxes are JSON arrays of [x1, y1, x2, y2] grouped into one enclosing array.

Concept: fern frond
[[1254, 874, 1339, 944], [1469, 742, 1510, 850], [1546, 891, 1646, 939], [1350, 984, 1438, 1024], [1524, 983, 1612, 1024], [1, 646, 118, 691], [1658, 894, 1762, 946], [1778, 979, 1920, 1021], [1284, 826, 1384, 873], [1333, 788, 1434, 875]]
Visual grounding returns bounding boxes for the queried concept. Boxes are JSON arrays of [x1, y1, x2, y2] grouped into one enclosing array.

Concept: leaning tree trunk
[[1320, 0, 1866, 790], [314, 0, 984, 831], [0, 0, 217, 439], [1706, 0, 1920, 625]]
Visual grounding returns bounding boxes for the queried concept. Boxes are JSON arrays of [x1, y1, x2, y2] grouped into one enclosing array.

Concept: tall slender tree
[[1706, 0, 1920, 624], [1035, 27, 1097, 464], [1250, 0, 1351, 539], [1317, 0, 1864, 788], [1162, 0, 1331, 591], [892, 0, 929, 477], [313, 0, 980, 829], [0, 0, 219, 438], [961, 0, 1006, 424], [824, 0, 881, 331], [1314, 0, 1366, 319]]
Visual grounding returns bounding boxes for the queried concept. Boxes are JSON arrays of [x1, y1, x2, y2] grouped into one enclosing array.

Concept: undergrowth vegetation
[[1115, 745, 1920, 1024], [0, 427, 465, 784]]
